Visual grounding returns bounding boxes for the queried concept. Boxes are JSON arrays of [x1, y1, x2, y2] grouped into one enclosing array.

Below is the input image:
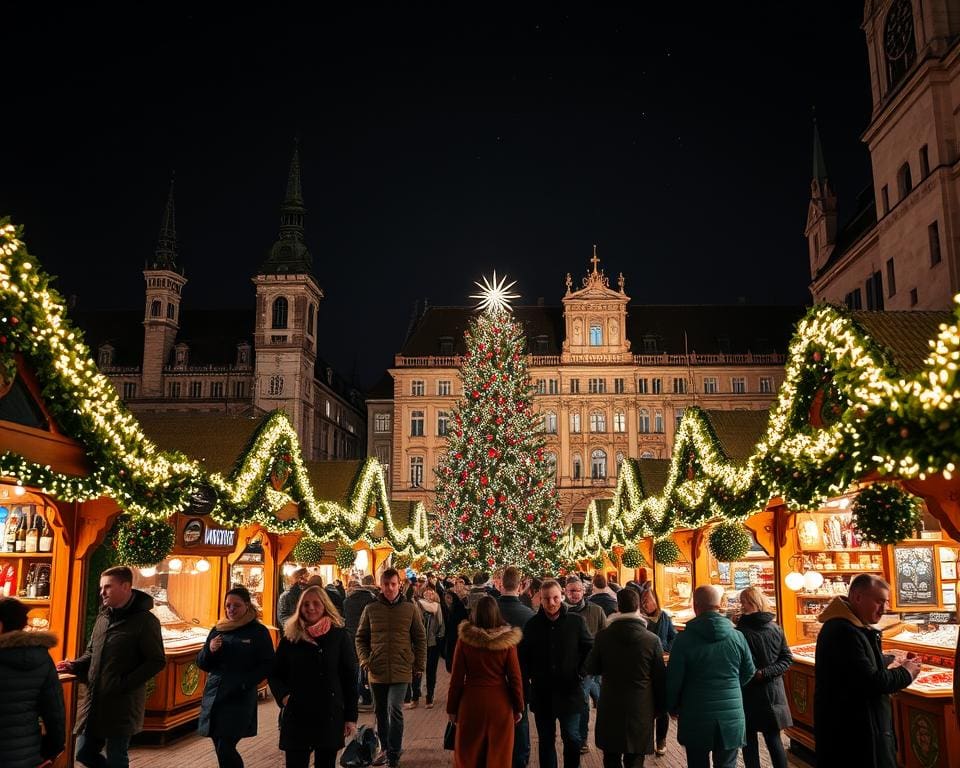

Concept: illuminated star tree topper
[[470, 271, 520, 314]]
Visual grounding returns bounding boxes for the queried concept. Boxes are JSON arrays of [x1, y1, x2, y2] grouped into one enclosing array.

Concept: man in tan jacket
[[356, 568, 426, 768]]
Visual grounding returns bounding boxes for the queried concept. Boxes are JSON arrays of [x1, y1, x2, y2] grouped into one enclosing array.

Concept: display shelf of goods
[[851, 484, 922, 545], [708, 522, 751, 563], [291, 536, 325, 565], [115, 516, 175, 567], [654, 537, 681, 565], [334, 543, 356, 570]]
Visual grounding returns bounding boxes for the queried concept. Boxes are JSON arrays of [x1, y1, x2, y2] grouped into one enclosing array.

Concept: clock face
[[884, 0, 915, 61]]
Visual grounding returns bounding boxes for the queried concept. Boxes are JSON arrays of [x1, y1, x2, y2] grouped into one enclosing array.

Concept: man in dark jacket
[[588, 573, 618, 617], [344, 576, 378, 709], [276, 568, 308, 628], [58, 566, 166, 768], [498, 566, 535, 768], [465, 571, 491, 611], [565, 577, 607, 754], [586, 587, 666, 768], [0, 596, 66, 768], [814, 574, 919, 768], [521, 579, 593, 768]]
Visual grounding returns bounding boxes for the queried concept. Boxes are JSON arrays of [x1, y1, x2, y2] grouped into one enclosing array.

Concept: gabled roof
[[851, 311, 950, 375], [701, 410, 769, 464], [304, 460, 365, 504], [399, 304, 805, 358], [636, 459, 670, 497], [136, 413, 262, 474]]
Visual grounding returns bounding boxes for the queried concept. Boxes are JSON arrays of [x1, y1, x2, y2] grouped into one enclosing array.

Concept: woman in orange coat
[[446, 595, 524, 768]]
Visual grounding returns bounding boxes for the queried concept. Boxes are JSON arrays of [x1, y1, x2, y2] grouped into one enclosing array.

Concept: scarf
[[418, 598, 440, 615], [216, 606, 257, 632], [305, 615, 332, 639]]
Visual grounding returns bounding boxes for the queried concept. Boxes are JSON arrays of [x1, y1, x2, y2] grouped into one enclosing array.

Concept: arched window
[[589, 322, 603, 346], [150, 299, 162, 317], [613, 410, 626, 433], [545, 451, 557, 478], [166, 303, 175, 320], [572, 453, 582, 480], [591, 449, 607, 479], [268, 374, 284, 396], [638, 408, 650, 434], [884, 0, 917, 92], [544, 411, 557, 434], [307, 303, 315, 336], [589, 411, 606, 433], [272, 296, 289, 329]]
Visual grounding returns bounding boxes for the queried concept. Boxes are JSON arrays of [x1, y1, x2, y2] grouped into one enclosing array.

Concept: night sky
[[3, 3, 872, 387]]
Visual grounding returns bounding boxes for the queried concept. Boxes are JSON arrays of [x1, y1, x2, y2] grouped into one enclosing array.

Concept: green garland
[[852, 484, 922, 545], [653, 537, 681, 565], [392, 552, 411, 570], [291, 536, 326, 564], [708, 522, 751, 562], [590, 556, 604, 570], [115, 516, 175, 567], [335, 543, 357, 570]]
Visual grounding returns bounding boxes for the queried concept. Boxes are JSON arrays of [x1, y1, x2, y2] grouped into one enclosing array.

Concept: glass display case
[[659, 562, 693, 625], [133, 557, 213, 651]]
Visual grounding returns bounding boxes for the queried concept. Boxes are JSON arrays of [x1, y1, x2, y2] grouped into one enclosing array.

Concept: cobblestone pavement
[[130, 666, 812, 767]]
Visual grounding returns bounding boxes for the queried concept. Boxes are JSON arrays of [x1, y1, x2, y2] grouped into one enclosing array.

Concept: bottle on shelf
[[14, 512, 26, 553], [38, 513, 52, 553], [25, 563, 36, 599], [24, 508, 38, 554], [35, 564, 50, 598], [5, 506, 20, 552]]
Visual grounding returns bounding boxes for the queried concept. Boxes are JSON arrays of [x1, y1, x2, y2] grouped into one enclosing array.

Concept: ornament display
[[708, 522, 752, 563], [291, 536, 326, 565], [115, 516, 175, 567], [335, 542, 357, 570], [851, 484, 922, 545], [653, 537, 681, 565]]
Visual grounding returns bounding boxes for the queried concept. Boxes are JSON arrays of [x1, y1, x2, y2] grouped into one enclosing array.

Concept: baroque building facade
[[78, 146, 365, 461], [369, 252, 802, 522], [808, 0, 960, 311]]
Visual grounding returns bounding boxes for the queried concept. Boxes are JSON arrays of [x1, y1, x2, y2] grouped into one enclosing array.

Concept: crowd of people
[[0, 562, 943, 768]]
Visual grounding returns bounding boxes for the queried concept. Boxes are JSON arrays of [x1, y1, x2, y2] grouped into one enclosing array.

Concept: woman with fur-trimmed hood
[[0, 597, 65, 768], [446, 595, 524, 768]]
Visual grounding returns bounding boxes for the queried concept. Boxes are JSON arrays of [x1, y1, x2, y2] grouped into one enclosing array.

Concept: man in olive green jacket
[[666, 585, 755, 768], [356, 568, 426, 768]]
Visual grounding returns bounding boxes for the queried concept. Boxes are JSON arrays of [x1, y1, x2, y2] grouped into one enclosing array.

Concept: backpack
[[340, 724, 380, 767]]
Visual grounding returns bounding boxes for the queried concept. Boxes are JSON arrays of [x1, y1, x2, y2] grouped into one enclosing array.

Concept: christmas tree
[[434, 274, 564, 572]]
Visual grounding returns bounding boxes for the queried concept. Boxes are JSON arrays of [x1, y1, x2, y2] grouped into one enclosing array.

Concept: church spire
[[151, 174, 179, 271], [259, 139, 313, 275], [812, 115, 829, 187], [279, 138, 306, 243]]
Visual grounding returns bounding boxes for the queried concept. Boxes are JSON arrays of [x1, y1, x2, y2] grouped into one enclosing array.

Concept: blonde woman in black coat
[[735, 587, 793, 768], [269, 586, 358, 768]]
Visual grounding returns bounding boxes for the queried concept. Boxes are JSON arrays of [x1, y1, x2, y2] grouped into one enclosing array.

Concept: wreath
[[708, 522, 752, 562], [852, 484, 922, 545], [291, 536, 326, 565], [335, 543, 357, 570], [115, 516, 175, 567], [653, 537, 681, 565]]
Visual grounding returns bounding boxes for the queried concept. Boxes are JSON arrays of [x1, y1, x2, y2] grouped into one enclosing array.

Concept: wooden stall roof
[[135, 413, 263, 475], [701, 409, 769, 464], [636, 458, 671, 498], [851, 310, 951, 375], [303, 460, 365, 505]]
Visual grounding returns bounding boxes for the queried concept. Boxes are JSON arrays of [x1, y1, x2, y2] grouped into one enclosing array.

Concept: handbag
[[443, 721, 456, 751]]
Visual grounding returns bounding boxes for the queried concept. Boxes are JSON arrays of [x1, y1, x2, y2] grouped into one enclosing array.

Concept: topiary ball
[[708, 522, 752, 562], [852, 484, 922, 545], [653, 537, 681, 565], [621, 548, 643, 569], [115, 516, 175, 567], [291, 536, 326, 565], [335, 543, 357, 570]]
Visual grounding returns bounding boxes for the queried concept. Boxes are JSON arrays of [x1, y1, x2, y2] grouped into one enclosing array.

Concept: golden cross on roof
[[590, 244, 600, 273]]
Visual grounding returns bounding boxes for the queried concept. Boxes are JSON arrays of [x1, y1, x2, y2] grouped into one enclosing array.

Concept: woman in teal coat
[[665, 585, 755, 768]]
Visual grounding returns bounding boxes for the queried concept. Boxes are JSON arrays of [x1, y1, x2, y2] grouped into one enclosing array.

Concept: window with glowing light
[[589, 411, 606, 433], [591, 449, 607, 479]]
